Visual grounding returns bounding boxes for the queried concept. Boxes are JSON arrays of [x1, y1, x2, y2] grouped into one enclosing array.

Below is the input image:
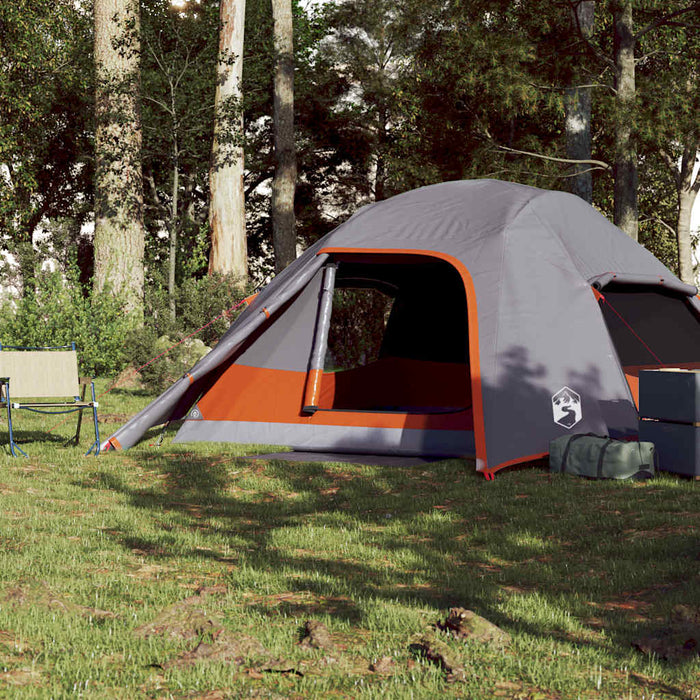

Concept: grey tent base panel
[[242, 451, 454, 467], [174, 419, 476, 457]]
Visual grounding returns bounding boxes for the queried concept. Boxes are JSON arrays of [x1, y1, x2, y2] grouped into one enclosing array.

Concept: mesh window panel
[[599, 284, 700, 366]]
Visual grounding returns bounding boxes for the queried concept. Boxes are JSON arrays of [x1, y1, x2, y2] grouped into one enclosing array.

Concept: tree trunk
[[565, 0, 595, 204], [677, 147, 700, 284], [93, 0, 145, 317], [169, 145, 179, 321], [271, 0, 297, 273], [612, 1, 638, 240], [208, 0, 247, 286]]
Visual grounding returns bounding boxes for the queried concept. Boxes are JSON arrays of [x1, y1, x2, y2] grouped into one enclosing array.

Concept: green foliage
[[126, 274, 252, 389], [140, 0, 220, 284], [0, 0, 93, 283], [327, 288, 393, 370], [0, 270, 133, 377]]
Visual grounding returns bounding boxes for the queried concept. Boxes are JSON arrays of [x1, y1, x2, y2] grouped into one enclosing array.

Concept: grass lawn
[[0, 381, 698, 698]]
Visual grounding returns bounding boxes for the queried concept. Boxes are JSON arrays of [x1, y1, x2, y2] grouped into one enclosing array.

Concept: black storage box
[[639, 369, 700, 478]]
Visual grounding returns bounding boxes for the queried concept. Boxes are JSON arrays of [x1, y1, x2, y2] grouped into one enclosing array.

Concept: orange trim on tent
[[318, 246, 488, 470], [482, 451, 549, 479], [592, 287, 604, 302], [108, 437, 122, 451]]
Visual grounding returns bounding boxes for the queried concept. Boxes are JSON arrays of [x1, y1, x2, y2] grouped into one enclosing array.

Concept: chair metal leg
[[3, 385, 27, 457], [85, 382, 100, 456], [73, 383, 86, 445]]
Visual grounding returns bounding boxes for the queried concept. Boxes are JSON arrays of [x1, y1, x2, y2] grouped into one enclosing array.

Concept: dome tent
[[104, 180, 700, 478]]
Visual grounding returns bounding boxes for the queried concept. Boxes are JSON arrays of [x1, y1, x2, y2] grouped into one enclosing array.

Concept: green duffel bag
[[549, 434, 656, 480]]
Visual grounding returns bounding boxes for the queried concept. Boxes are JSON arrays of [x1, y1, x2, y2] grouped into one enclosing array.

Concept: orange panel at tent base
[[317, 357, 471, 412], [196, 362, 474, 431]]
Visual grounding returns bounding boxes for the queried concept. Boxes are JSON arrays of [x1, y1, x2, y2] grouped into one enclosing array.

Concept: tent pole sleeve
[[303, 263, 337, 413]]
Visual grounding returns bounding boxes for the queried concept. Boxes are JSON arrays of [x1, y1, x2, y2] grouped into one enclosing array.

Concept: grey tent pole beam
[[303, 263, 337, 413], [589, 272, 698, 297]]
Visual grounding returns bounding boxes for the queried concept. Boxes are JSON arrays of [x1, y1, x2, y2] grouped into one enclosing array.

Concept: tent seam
[[527, 204, 637, 409], [491, 193, 548, 364]]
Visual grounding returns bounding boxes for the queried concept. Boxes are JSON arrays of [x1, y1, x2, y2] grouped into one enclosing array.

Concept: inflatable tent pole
[[303, 262, 337, 413]]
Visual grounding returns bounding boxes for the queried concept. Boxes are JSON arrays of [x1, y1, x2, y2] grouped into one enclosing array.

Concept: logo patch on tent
[[189, 408, 202, 420], [552, 387, 582, 429]]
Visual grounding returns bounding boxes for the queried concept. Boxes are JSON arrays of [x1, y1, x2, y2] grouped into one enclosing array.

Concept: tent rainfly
[[104, 180, 700, 478]]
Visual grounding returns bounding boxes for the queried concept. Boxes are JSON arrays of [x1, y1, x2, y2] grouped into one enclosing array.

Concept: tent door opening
[[597, 283, 700, 403], [304, 254, 472, 415]]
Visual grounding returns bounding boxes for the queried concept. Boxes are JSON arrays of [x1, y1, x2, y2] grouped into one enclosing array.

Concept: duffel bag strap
[[596, 438, 614, 479], [559, 433, 589, 474]]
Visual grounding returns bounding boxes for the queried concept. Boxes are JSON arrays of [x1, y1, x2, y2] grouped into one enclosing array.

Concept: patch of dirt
[[633, 605, 700, 661], [0, 667, 43, 687], [110, 367, 145, 391], [298, 620, 334, 651], [0, 630, 30, 655], [2, 582, 115, 621], [408, 633, 466, 683], [164, 630, 268, 669], [134, 586, 229, 640], [436, 607, 512, 648], [369, 655, 397, 675], [244, 590, 359, 620]]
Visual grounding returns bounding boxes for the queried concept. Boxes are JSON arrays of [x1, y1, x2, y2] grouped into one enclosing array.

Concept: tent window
[[326, 287, 395, 371], [319, 256, 471, 413], [599, 284, 700, 366]]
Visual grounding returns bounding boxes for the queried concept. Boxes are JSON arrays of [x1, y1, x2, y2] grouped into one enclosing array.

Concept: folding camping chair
[[0, 343, 100, 456]]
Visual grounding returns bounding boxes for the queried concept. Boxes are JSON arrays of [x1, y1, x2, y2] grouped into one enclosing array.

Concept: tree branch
[[634, 3, 700, 41], [490, 141, 612, 172], [640, 216, 677, 237], [660, 148, 682, 189]]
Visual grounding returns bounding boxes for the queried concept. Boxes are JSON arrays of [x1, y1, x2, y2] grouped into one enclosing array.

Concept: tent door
[[307, 253, 472, 415]]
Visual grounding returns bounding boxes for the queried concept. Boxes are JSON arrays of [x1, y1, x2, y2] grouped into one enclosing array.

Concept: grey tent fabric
[[103, 251, 329, 450], [104, 180, 700, 474]]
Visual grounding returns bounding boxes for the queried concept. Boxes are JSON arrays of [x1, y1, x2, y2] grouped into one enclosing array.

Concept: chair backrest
[[0, 350, 80, 398]]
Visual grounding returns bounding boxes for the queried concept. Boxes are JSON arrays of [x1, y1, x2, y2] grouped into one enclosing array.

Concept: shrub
[[0, 271, 134, 376], [125, 274, 252, 390]]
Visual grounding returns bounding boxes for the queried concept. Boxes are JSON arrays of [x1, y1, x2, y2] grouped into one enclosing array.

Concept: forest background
[[0, 0, 699, 381]]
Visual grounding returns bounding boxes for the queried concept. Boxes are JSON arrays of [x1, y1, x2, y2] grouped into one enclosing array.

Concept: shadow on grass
[[81, 450, 700, 670]]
